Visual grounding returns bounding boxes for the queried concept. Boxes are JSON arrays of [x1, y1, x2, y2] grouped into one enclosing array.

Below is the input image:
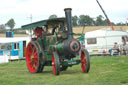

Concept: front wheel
[[81, 48, 90, 73], [52, 52, 60, 75]]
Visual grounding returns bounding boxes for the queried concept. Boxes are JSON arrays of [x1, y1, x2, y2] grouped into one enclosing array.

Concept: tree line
[[0, 18, 15, 32], [0, 14, 126, 32], [49, 14, 126, 26]]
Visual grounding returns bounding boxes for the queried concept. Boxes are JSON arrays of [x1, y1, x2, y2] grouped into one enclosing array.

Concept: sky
[[0, 0, 128, 28]]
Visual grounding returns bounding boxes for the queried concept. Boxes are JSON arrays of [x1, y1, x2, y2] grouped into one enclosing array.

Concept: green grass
[[0, 56, 128, 85]]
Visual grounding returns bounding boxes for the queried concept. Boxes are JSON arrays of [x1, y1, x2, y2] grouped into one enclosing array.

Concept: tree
[[102, 19, 109, 26], [49, 14, 57, 19], [0, 24, 6, 33], [5, 18, 15, 31], [79, 15, 86, 26], [116, 22, 125, 26], [72, 15, 78, 26], [111, 22, 115, 26], [0, 24, 6, 29], [95, 15, 104, 26], [78, 15, 94, 26], [84, 15, 94, 26]]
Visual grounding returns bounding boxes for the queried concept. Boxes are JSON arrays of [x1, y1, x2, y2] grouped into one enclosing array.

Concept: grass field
[[0, 56, 128, 85]]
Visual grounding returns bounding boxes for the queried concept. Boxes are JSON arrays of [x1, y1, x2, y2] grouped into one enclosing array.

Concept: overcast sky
[[0, 0, 128, 28]]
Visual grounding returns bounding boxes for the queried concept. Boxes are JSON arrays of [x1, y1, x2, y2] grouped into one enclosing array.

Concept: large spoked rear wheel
[[81, 48, 90, 73], [52, 52, 60, 75], [26, 41, 44, 73]]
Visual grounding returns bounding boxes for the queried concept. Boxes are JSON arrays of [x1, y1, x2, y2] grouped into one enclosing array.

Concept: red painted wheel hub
[[81, 51, 87, 72], [26, 42, 39, 73]]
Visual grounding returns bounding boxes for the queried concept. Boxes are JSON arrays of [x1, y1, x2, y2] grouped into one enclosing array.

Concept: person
[[33, 27, 44, 40], [113, 42, 119, 50], [120, 36, 128, 55], [109, 42, 120, 56]]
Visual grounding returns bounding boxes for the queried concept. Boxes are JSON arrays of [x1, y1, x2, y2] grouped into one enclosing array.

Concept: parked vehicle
[[84, 29, 128, 55], [0, 36, 31, 61]]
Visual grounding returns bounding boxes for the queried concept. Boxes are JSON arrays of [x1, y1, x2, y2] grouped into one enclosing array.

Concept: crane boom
[[96, 0, 114, 30]]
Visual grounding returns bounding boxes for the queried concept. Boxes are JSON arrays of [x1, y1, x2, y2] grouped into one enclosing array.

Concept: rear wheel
[[26, 41, 45, 73], [81, 48, 90, 73], [52, 52, 60, 75]]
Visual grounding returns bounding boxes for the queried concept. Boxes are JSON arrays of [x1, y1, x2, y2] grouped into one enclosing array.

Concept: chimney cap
[[64, 8, 72, 12]]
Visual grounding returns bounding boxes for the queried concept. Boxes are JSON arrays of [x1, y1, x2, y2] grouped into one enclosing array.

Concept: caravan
[[84, 29, 128, 55], [0, 37, 31, 63]]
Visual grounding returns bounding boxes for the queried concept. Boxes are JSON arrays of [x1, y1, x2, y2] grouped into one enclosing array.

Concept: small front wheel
[[81, 48, 90, 73], [52, 52, 60, 75]]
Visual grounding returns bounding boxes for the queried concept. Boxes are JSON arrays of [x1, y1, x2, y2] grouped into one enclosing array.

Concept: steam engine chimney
[[64, 8, 73, 39]]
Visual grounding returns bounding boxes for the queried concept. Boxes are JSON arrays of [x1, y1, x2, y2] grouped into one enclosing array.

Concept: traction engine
[[22, 8, 90, 75]]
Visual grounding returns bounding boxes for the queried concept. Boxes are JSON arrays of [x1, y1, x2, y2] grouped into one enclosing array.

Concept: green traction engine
[[22, 8, 90, 75]]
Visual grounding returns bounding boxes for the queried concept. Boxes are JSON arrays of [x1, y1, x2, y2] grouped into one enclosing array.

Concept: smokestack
[[64, 8, 73, 39]]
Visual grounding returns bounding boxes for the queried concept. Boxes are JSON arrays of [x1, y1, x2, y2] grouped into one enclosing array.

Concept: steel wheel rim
[[26, 42, 39, 73], [81, 51, 87, 72], [52, 53, 56, 75]]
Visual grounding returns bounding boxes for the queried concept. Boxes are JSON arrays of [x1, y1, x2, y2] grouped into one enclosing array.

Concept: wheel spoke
[[31, 65, 35, 70], [28, 44, 33, 53], [27, 60, 33, 64], [33, 52, 37, 58]]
